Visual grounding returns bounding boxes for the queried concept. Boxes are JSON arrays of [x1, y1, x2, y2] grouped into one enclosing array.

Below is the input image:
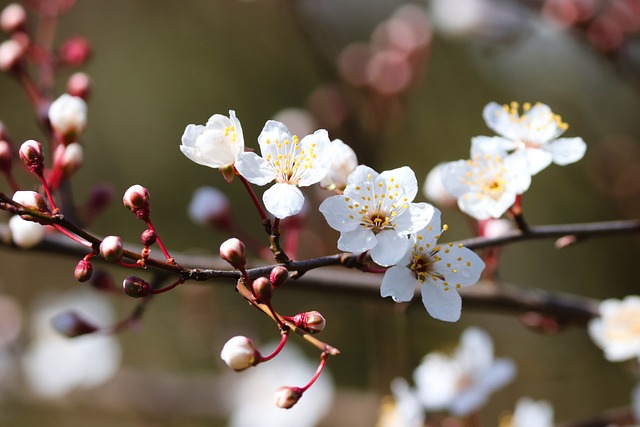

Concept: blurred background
[[1, 0, 640, 425]]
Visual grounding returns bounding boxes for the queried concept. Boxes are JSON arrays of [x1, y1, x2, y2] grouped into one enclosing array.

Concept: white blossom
[[180, 110, 244, 169], [48, 94, 88, 140], [380, 209, 484, 322], [588, 295, 640, 362], [473, 102, 586, 175], [509, 397, 554, 427], [319, 165, 434, 267], [413, 327, 516, 416], [320, 139, 358, 192], [235, 120, 332, 219]]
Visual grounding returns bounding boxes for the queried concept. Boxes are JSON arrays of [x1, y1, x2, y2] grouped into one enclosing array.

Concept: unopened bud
[[269, 265, 289, 287], [99, 235, 123, 262], [66, 71, 92, 100], [423, 163, 457, 209], [141, 229, 156, 246], [0, 38, 24, 72], [74, 258, 93, 282], [220, 336, 260, 371], [122, 275, 152, 298], [252, 277, 272, 304], [59, 142, 84, 177], [48, 93, 87, 143], [0, 140, 12, 173], [51, 310, 99, 337], [1, 4, 26, 34], [123, 184, 151, 221], [85, 183, 114, 218], [19, 139, 44, 175], [59, 37, 92, 67], [273, 386, 303, 409], [292, 311, 326, 334], [219, 238, 246, 270], [89, 269, 115, 291], [12, 190, 49, 222], [8, 215, 45, 248]]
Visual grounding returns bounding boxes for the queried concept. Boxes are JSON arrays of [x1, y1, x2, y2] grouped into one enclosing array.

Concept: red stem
[[145, 220, 174, 263], [151, 277, 185, 295], [238, 174, 269, 223], [300, 352, 328, 392], [51, 223, 92, 247], [257, 331, 289, 363]]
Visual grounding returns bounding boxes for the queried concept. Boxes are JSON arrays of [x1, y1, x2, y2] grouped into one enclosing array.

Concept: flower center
[[362, 209, 394, 233], [264, 135, 317, 185]]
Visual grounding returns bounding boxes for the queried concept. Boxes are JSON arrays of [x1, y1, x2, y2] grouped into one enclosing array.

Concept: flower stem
[[270, 218, 290, 263], [300, 352, 328, 392], [257, 330, 289, 363], [238, 174, 269, 223], [145, 220, 176, 265]]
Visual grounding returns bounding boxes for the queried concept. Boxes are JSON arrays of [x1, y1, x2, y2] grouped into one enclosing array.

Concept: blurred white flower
[[473, 102, 586, 176], [320, 139, 358, 192], [423, 163, 457, 209], [187, 186, 230, 227], [9, 215, 46, 248], [509, 397, 554, 427], [180, 110, 244, 169], [223, 343, 334, 427], [380, 208, 484, 322], [480, 218, 514, 238], [377, 377, 424, 427], [413, 327, 516, 416], [48, 94, 88, 142], [588, 295, 640, 362], [21, 289, 121, 398], [441, 151, 531, 220], [235, 120, 332, 219], [319, 165, 434, 267]]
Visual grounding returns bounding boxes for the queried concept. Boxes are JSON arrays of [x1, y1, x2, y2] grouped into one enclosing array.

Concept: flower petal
[[393, 202, 435, 235], [380, 166, 418, 203], [381, 265, 417, 302], [337, 227, 377, 254], [420, 280, 462, 322], [296, 129, 333, 187], [523, 147, 553, 176], [470, 136, 514, 158], [257, 120, 292, 159], [370, 230, 410, 266], [318, 195, 360, 232], [545, 137, 586, 166], [436, 246, 485, 287], [235, 152, 276, 186], [262, 183, 305, 219]]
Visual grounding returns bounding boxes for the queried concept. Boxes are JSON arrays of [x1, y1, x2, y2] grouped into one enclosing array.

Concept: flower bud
[[12, 190, 50, 222], [0, 139, 12, 174], [123, 184, 151, 221], [273, 386, 303, 409], [19, 139, 44, 175], [48, 93, 87, 143], [100, 235, 123, 262], [0, 38, 25, 72], [141, 228, 156, 246], [59, 142, 84, 177], [58, 36, 92, 67], [0, 3, 26, 34], [74, 258, 93, 282], [9, 215, 45, 248], [423, 163, 457, 209], [89, 269, 116, 291], [66, 71, 92, 100], [51, 310, 99, 337], [122, 275, 152, 298], [220, 336, 260, 371], [188, 186, 231, 228], [252, 277, 272, 304], [219, 238, 246, 270], [84, 183, 114, 219], [269, 265, 289, 287], [292, 311, 326, 334]]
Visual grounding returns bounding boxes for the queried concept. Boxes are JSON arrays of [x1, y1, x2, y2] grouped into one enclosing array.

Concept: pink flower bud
[[59, 142, 84, 177], [292, 311, 326, 334], [219, 238, 246, 270], [74, 258, 93, 282], [220, 336, 260, 371], [1, 4, 26, 34], [12, 190, 50, 222], [48, 94, 87, 143], [58, 36, 92, 67], [122, 184, 151, 221], [19, 139, 44, 175], [100, 235, 123, 262], [51, 310, 99, 337], [273, 386, 303, 409], [66, 71, 92, 100], [141, 229, 156, 246], [122, 275, 152, 298], [252, 277, 272, 304], [0, 139, 12, 173], [0, 38, 24, 72], [269, 265, 289, 287]]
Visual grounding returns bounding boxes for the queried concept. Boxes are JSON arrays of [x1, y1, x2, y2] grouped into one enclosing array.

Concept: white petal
[[370, 231, 410, 266], [235, 152, 276, 186], [393, 202, 435, 235], [318, 195, 360, 232], [380, 166, 418, 202], [413, 353, 460, 410], [470, 136, 514, 158], [296, 129, 332, 187], [343, 165, 379, 200], [257, 120, 292, 159], [441, 160, 473, 198], [412, 208, 441, 247], [381, 265, 417, 302], [337, 227, 377, 254], [420, 280, 462, 322], [545, 137, 586, 166], [503, 153, 532, 194], [523, 148, 553, 175], [262, 183, 304, 219], [482, 102, 512, 137], [436, 246, 485, 287]]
